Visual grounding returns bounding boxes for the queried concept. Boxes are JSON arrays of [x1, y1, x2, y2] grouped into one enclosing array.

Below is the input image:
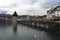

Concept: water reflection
[[0, 20, 60, 40], [13, 24, 17, 35], [46, 31, 60, 40]]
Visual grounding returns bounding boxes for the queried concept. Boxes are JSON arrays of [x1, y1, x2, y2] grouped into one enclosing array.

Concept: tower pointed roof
[[13, 11, 18, 16]]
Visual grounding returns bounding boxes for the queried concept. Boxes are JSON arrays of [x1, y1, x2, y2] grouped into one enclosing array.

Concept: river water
[[0, 20, 60, 40]]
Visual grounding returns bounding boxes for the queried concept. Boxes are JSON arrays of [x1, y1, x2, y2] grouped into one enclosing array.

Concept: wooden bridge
[[0, 15, 60, 31], [18, 17, 60, 31], [0, 16, 13, 21]]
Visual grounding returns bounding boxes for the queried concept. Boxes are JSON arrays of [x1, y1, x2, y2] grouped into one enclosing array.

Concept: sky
[[0, 0, 60, 15]]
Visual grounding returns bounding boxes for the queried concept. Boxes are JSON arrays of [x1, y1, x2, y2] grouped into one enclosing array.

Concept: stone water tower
[[12, 11, 18, 32]]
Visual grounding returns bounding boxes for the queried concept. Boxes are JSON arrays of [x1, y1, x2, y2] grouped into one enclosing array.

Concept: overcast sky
[[0, 0, 59, 15]]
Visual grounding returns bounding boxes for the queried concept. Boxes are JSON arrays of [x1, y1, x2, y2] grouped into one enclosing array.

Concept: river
[[0, 20, 60, 40]]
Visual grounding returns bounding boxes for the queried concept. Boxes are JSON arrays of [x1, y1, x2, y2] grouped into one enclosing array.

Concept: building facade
[[47, 6, 60, 19]]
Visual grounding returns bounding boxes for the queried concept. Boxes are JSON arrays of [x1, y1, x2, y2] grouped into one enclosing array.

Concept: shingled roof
[[47, 6, 60, 14], [12, 11, 18, 16]]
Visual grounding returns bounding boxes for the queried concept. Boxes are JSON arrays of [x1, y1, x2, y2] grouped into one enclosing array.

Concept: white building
[[47, 6, 60, 19]]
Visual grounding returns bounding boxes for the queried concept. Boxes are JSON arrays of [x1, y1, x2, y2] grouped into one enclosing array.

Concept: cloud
[[42, 0, 60, 8], [0, 0, 49, 15]]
